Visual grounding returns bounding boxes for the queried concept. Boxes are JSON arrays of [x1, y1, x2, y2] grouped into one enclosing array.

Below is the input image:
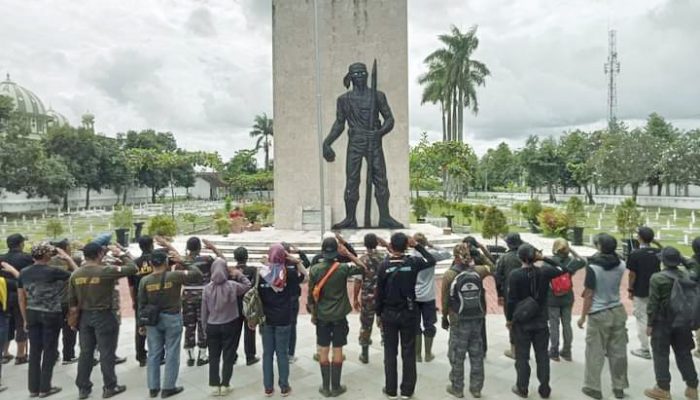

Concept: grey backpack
[[663, 270, 700, 330]]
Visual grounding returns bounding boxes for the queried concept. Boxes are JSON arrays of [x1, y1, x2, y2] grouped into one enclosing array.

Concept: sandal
[[15, 356, 28, 365], [1, 354, 13, 364]]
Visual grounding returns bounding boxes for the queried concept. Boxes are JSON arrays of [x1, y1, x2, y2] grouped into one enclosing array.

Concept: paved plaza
[[2, 314, 690, 399]]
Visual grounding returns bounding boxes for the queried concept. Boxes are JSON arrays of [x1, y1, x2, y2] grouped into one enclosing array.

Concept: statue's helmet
[[344, 62, 368, 88]]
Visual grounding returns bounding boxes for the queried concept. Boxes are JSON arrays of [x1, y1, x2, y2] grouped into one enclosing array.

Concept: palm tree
[[250, 113, 273, 171], [419, 25, 490, 142]]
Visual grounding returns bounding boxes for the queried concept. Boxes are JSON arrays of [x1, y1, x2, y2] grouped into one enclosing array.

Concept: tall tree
[[250, 113, 273, 171], [122, 130, 178, 203], [644, 113, 677, 196], [419, 25, 490, 142]]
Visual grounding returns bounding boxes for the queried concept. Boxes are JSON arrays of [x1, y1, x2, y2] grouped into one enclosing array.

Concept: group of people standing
[[1, 226, 700, 400]]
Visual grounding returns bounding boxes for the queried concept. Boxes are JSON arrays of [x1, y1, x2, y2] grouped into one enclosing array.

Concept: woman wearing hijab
[[258, 243, 300, 397], [201, 259, 251, 397]]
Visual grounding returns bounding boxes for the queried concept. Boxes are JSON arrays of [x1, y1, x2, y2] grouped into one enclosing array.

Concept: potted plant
[[112, 206, 134, 247], [616, 198, 642, 259], [523, 199, 543, 233], [412, 197, 428, 223], [481, 206, 509, 249], [566, 196, 585, 245], [146, 215, 178, 238]]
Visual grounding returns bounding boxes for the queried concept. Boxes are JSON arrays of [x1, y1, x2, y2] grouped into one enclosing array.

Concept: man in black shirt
[[128, 236, 155, 367], [0, 233, 34, 365], [627, 227, 660, 360], [506, 244, 564, 399], [495, 233, 524, 359], [282, 242, 309, 364], [231, 247, 259, 366], [376, 232, 436, 399]]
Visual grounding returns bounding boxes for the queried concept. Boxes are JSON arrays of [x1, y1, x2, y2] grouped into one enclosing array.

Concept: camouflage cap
[[31, 242, 55, 260]]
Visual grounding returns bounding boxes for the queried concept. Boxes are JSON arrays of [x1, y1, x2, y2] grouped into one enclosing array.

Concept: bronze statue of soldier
[[323, 62, 404, 230]]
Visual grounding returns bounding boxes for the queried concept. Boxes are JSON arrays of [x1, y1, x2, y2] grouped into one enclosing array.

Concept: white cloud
[[0, 0, 698, 160]]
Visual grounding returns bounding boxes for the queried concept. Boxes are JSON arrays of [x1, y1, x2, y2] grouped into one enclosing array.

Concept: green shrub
[[616, 198, 642, 237], [481, 206, 508, 243], [473, 204, 488, 221], [224, 196, 233, 212], [524, 199, 543, 224], [46, 219, 64, 238], [565, 197, 585, 227], [537, 207, 570, 237], [112, 206, 134, 229], [243, 202, 273, 223], [213, 210, 225, 220], [412, 197, 428, 219], [511, 202, 524, 214], [182, 213, 197, 231], [215, 218, 230, 235], [147, 215, 178, 237]]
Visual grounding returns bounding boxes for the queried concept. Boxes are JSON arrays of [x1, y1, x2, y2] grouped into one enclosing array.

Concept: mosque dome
[[0, 73, 50, 135], [46, 107, 70, 128]]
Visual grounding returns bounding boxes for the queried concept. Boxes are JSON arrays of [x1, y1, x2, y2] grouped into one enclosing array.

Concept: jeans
[[548, 305, 573, 356], [289, 297, 299, 357], [261, 324, 291, 390], [513, 322, 550, 392], [61, 304, 77, 361], [415, 300, 437, 338], [448, 319, 484, 393], [382, 308, 418, 397], [0, 313, 8, 383], [633, 296, 650, 352], [583, 306, 629, 392], [146, 313, 183, 391], [651, 323, 698, 390], [76, 310, 120, 392], [207, 320, 240, 387], [27, 310, 62, 394]]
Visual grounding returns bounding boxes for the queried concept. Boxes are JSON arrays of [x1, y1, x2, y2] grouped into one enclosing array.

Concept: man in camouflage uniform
[[352, 233, 386, 364], [179, 237, 224, 367], [442, 243, 489, 399]]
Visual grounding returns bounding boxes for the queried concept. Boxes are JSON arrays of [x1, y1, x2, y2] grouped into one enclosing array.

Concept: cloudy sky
[[1, 0, 698, 160]]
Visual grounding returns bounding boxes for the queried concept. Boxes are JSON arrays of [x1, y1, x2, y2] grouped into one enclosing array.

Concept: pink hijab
[[261, 243, 288, 292]]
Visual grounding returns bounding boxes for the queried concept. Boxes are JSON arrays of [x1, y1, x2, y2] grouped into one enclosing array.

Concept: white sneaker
[[210, 386, 221, 396], [288, 356, 297, 364], [220, 386, 232, 396]]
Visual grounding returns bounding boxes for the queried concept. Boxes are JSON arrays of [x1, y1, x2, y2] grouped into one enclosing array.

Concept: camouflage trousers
[[359, 301, 383, 346], [448, 318, 484, 393], [182, 289, 207, 349]]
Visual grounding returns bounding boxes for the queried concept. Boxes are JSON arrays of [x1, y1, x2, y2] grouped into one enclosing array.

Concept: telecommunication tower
[[604, 29, 621, 128]]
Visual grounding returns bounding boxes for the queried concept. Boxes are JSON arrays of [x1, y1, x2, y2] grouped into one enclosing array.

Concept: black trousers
[[76, 310, 120, 391], [232, 312, 256, 362], [27, 309, 62, 394], [289, 297, 299, 356], [134, 310, 147, 362], [61, 303, 77, 361], [513, 322, 550, 392], [382, 308, 418, 397], [651, 323, 698, 390], [207, 320, 240, 387]]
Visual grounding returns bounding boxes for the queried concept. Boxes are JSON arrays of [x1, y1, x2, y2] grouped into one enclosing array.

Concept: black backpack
[[449, 267, 485, 320], [662, 270, 700, 330]]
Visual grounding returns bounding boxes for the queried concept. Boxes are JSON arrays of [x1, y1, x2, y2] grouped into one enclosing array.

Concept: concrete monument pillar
[[273, 0, 409, 230]]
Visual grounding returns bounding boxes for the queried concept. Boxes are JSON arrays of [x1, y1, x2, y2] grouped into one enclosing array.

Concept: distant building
[[0, 73, 71, 137]]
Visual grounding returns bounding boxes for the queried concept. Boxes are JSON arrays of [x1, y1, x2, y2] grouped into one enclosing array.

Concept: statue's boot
[[332, 199, 358, 230], [377, 196, 404, 229]]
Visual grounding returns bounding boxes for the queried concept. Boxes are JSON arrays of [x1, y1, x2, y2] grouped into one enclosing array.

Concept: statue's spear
[[364, 59, 378, 228]]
